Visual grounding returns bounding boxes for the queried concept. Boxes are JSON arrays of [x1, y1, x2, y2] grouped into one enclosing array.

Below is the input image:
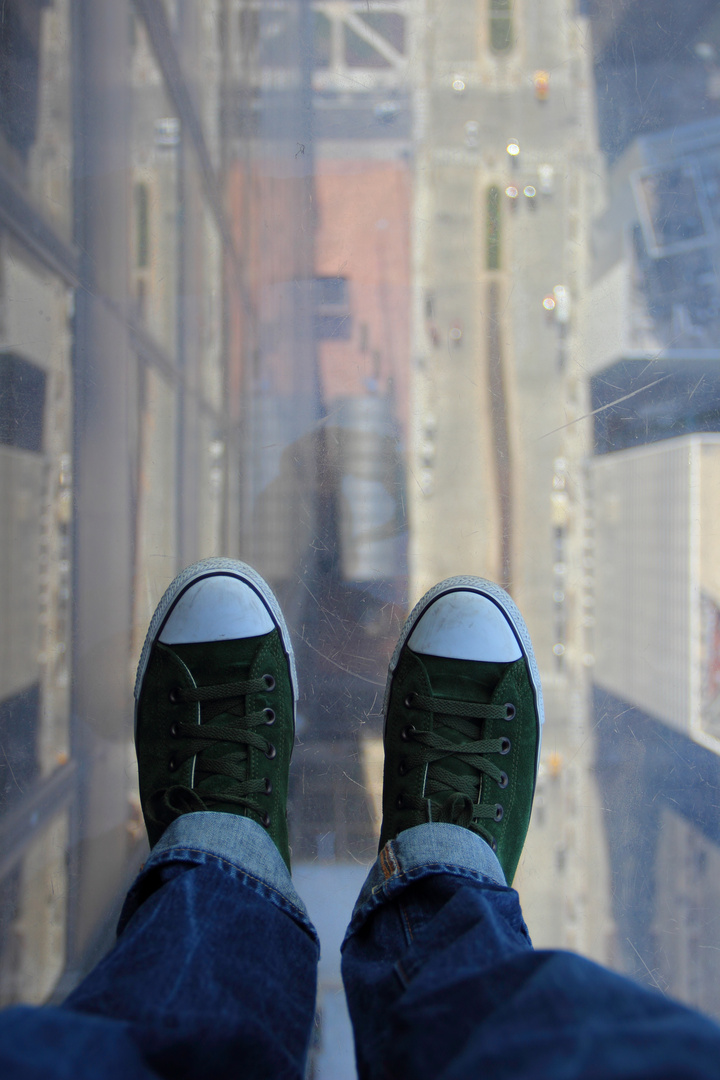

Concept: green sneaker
[[134, 558, 297, 869], [379, 576, 543, 884]]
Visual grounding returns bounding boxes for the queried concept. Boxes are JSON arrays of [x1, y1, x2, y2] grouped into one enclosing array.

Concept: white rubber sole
[[384, 576, 544, 765], [134, 558, 298, 730]]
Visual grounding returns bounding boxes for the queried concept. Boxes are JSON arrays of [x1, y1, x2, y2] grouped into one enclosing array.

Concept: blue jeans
[[1, 813, 720, 1080]]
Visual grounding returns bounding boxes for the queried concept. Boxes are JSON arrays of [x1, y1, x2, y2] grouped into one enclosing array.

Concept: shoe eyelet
[[168, 755, 178, 772], [169, 722, 180, 738], [396, 794, 404, 810], [498, 771, 509, 789], [495, 804, 504, 822], [264, 777, 273, 794], [264, 708, 275, 725], [169, 687, 182, 704], [504, 703, 516, 721], [491, 837, 498, 852], [398, 759, 408, 777], [401, 723, 416, 742], [404, 692, 417, 708], [261, 812, 271, 828], [263, 674, 276, 691], [264, 743, 276, 760], [500, 737, 511, 755]]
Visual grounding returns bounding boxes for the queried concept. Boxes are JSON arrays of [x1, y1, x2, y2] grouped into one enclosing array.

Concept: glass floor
[[3, 0, 720, 1074]]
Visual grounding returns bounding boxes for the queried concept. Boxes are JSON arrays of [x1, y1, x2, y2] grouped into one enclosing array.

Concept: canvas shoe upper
[[379, 577, 544, 884], [134, 558, 297, 869]]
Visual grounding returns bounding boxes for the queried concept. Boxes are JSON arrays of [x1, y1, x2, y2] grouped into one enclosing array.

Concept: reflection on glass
[[3, 0, 720, 1068], [0, 0, 73, 238], [0, 245, 73, 1005], [130, 18, 180, 350]]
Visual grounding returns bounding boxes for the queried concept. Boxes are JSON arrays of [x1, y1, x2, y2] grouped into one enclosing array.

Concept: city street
[[6, 1, 720, 1070], [408, 0, 614, 960]]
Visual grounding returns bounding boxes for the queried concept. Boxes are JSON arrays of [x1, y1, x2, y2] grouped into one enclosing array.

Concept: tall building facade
[[0, 0, 240, 1004], [583, 114, 720, 1015]]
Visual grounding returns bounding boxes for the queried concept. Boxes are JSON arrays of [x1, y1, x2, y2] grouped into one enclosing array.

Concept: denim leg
[[0, 813, 319, 1080], [342, 822, 720, 1080]]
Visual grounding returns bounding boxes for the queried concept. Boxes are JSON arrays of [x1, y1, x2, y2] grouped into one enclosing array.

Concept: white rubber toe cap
[[159, 574, 275, 644], [408, 590, 522, 663]]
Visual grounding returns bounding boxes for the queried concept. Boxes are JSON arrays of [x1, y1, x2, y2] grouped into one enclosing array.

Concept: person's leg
[[0, 815, 318, 1080], [343, 823, 720, 1080], [0, 560, 318, 1080], [342, 577, 720, 1080]]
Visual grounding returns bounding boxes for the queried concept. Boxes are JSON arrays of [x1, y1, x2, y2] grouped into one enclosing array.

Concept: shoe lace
[[149, 676, 278, 829], [399, 690, 513, 848]]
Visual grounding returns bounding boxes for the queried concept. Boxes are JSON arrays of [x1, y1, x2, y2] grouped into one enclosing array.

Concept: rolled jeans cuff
[[118, 811, 318, 943], [345, 822, 507, 940]]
